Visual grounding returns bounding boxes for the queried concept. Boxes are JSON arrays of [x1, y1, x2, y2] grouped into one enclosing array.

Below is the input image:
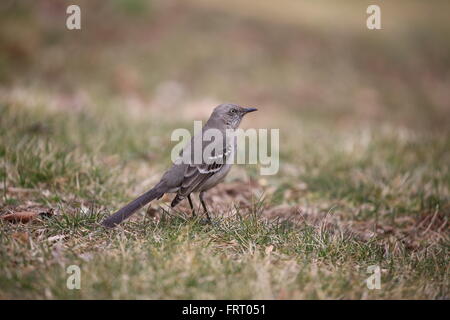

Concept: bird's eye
[[231, 109, 236, 113]]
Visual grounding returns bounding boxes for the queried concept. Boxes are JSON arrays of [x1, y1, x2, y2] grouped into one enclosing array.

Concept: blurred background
[[1, 0, 449, 129]]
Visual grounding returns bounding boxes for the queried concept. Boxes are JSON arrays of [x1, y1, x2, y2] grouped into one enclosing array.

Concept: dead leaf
[[12, 232, 29, 243], [146, 206, 160, 218], [1, 208, 53, 223], [1, 211, 39, 223]]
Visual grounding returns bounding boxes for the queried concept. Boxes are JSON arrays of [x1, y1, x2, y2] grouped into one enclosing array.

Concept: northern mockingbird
[[102, 103, 257, 228]]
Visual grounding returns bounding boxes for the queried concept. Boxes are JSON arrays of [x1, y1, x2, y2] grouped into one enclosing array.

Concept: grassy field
[[0, 0, 449, 299]]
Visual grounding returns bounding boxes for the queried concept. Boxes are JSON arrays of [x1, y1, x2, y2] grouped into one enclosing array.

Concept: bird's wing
[[177, 144, 232, 196]]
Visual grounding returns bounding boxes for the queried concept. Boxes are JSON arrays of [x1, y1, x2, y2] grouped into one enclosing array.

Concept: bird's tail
[[102, 185, 165, 228]]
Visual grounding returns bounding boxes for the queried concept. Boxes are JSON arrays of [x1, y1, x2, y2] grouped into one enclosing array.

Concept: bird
[[101, 103, 257, 228]]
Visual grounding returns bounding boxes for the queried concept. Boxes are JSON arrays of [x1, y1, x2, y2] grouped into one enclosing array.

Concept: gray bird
[[102, 103, 257, 228]]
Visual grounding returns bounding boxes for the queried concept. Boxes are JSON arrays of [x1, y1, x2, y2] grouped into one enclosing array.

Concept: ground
[[0, 0, 449, 299]]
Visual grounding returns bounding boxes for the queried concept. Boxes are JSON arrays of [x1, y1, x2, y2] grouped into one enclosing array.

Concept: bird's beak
[[242, 107, 258, 114]]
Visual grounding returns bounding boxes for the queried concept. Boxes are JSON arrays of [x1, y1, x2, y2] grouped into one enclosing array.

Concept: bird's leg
[[199, 191, 211, 222], [187, 194, 196, 217]]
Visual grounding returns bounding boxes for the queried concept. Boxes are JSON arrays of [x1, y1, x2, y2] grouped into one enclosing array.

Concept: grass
[[0, 1, 449, 299], [0, 203, 403, 299], [0, 102, 448, 299]]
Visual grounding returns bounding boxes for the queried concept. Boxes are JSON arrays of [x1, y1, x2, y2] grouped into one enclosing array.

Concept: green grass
[[0, 0, 449, 299]]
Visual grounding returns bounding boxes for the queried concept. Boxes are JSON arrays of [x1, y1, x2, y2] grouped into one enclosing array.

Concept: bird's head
[[211, 103, 257, 128]]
